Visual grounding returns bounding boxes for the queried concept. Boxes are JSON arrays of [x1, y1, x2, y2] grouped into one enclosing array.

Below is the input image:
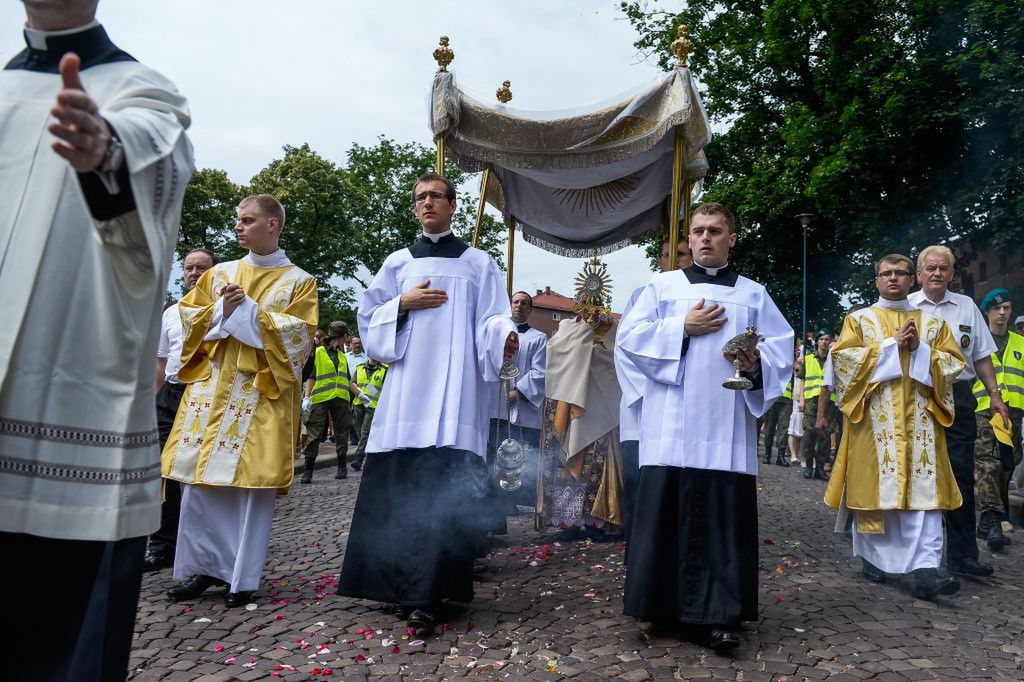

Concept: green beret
[[980, 288, 1010, 311]]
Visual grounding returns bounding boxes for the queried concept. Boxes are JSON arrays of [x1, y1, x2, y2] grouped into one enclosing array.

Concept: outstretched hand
[[684, 298, 727, 337], [50, 53, 111, 172]]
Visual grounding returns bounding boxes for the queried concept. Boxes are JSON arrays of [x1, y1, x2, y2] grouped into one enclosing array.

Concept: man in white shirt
[[908, 244, 1009, 577], [346, 335, 369, 447], [145, 248, 215, 571]]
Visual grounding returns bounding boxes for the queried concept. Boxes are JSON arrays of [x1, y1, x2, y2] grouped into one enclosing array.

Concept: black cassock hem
[[623, 466, 758, 626], [337, 447, 491, 608]]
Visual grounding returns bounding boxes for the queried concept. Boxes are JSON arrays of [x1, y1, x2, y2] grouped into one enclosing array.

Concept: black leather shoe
[[861, 558, 886, 583], [335, 467, 347, 480], [351, 461, 362, 471], [814, 466, 830, 482], [949, 557, 994, 577], [407, 609, 436, 637], [300, 470, 313, 484], [986, 523, 1009, 552], [143, 551, 173, 572], [803, 464, 813, 479], [224, 591, 255, 608], [706, 627, 740, 653], [762, 446, 773, 464], [910, 568, 960, 600], [775, 454, 790, 467], [167, 574, 227, 602], [976, 514, 991, 540]]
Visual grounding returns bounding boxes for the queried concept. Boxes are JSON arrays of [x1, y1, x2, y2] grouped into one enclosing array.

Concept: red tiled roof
[[532, 289, 576, 312]]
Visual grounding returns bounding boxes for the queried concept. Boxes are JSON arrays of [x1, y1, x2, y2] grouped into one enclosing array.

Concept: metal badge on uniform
[[960, 334, 971, 349], [959, 324, 971, 332]]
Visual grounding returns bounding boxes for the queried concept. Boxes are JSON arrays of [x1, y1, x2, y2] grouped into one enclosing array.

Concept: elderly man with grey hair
[[909, 245, 1009, 578]]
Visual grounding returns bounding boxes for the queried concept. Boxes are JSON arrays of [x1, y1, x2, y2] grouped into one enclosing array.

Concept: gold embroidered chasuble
[[824, 304, 965, 532], [162, 260, 317, 488]]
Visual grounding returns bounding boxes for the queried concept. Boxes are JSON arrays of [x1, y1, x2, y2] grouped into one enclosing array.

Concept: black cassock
[[623, 264, 760, 627]]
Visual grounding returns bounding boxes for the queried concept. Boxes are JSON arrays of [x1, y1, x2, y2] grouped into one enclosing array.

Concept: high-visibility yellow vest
[[310, 346, 350, 404], [803, 353, 826, 399], [783, 379, 793, 399], [802, 353, 837, 403], [973, 331, 1024, 412], [355, 362, 387, 410]]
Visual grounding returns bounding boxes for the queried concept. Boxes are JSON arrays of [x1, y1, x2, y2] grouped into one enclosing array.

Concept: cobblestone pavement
[[131, 445, 1024, 681]]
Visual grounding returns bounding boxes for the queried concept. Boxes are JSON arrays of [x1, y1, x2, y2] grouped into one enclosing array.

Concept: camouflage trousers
[[802, 397, 837, 468], [301, 397, 352, 464], [762, 398, 792, 454], [975, 410, 1023, 517]]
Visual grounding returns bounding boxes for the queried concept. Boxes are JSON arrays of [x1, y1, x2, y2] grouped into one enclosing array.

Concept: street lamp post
[[795, 214, 816, 354]]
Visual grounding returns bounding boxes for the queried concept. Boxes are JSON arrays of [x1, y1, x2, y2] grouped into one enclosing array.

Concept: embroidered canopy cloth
[[430, 68, 712, 256]]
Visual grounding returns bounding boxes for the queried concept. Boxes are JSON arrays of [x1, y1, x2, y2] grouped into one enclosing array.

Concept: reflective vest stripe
[[311, 347, 350, 404], [803, 354, 825, 400], [973, 332, 1024, 411]]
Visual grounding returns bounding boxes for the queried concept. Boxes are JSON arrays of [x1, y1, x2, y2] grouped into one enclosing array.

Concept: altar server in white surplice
[[0, 3, 193, 680], [338, 173, 518, 638], [617, 203, 793, 654], [487, 291, 547, 516]]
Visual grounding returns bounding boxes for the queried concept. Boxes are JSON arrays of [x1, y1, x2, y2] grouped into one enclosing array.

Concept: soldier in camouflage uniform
[[761, 380, 792, 466], [800, 331, 837, 480], [973, 289, 1024, 551]]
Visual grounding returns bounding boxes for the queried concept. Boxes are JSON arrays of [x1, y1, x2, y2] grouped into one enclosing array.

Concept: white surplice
[[0, 35, 194, 541], [617, 270, 794, 473], [493, 324, 547, 430], [359, 246, 514, 457], [615, 285, 647, 442]]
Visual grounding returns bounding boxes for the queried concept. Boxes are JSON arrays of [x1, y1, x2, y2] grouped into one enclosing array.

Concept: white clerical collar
[[24, 19, 100, 50], [244, 249, 291, 268], [874, 297, 915, 311], [693, 259, 729, 276], [421, 229, 452, 243]]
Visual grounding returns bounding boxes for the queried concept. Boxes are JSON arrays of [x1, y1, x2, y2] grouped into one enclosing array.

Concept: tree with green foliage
[[621, 0, 1022, 335], [344, 136, 505, 288], [174, 138, 506, 327]]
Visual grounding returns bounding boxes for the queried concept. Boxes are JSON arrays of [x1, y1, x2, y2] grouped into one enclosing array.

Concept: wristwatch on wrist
[[99, 132, 125, 173]]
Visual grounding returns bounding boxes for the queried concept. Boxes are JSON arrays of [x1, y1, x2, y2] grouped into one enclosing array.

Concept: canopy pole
[[668, 128, 686, 270], [683, 178, 694, 239], [436, 137, 445, 175], [431, 36, 454, 176], [506, 221, 515, 298], [471, 167, 492, 248]]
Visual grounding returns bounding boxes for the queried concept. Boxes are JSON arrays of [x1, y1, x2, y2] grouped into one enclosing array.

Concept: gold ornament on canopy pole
[[671, 24, 693, 68], [496, 80, 513, 104], [433, 35, 454, 72], [433, 36, 455, 175]]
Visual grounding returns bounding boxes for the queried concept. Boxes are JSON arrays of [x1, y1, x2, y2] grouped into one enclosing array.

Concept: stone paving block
[[124, 457, 1024, 680]]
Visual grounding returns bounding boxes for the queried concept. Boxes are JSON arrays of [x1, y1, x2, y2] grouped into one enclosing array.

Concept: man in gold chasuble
[[162, 194, 317, 607], [824, 254, 964, 600]]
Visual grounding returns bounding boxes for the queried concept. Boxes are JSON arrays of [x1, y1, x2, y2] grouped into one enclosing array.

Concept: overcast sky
[[2, 0, 681, 308]]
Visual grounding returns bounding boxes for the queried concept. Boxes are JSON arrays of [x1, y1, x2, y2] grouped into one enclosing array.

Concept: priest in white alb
[[824, 253, 964, 600], [338, 173, 517, 637], [0, 2, 193, 679], [162, 195, 317, 608], [617, 203, 793, 653]]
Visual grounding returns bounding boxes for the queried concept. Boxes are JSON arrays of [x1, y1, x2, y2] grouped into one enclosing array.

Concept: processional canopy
[[429, 32, 712, 257]]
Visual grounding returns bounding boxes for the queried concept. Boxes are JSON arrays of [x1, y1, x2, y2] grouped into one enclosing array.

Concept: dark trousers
[[149, 381, 186, 558], [2, 532, 146, 682], [945, 381, 980, 565]]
